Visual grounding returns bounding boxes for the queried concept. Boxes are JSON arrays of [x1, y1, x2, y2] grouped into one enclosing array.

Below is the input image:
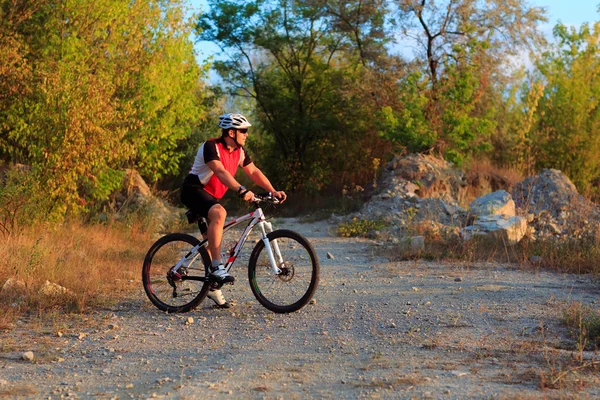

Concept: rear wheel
[[142, 233, 210, 313], [248, 229, 319, 313]]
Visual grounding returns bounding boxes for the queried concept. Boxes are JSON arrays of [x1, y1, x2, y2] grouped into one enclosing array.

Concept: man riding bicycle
[[181, 113, 286, 308]]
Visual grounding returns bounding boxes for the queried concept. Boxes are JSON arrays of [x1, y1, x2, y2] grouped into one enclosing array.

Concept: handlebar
[[252, 192, 281, 205]]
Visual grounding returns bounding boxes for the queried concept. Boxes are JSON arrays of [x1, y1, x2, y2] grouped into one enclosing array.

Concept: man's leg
[[200, 218, 232, 308], [206, 204, 234, 283], [207, 203, 226, 263]]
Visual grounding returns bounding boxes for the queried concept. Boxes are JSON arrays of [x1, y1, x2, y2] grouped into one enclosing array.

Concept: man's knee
[[208, 204, 227, 222]]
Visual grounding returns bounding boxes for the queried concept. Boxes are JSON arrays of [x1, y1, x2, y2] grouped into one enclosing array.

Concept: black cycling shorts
[[181, 174, 219, 219]]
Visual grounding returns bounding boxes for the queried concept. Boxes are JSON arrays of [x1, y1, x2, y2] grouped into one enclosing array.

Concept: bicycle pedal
[[210, 281, 224, 290]]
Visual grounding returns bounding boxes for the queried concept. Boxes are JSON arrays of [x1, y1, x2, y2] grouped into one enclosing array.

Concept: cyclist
[[181, 113, 286, 308]]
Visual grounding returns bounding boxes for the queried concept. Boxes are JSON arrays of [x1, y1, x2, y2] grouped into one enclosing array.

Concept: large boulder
[[512, 169, 600, 239], [356, 154, 467, 230], [462, 191, 525, 245], [463, 215, 528, 246], [512, 169, 589, 218], [468, 190, 515, 218], [384, 153, 468, 205], [2, 278, 27, 295], [124, 169, 152, 199], [110, 169, 182, 233]]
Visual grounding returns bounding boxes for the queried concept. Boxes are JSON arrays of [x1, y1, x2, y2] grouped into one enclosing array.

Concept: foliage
[[0, 166, 55, 236], [0, 0, 208, 219], [396, 0, 547, 86], [523, 21, 600, 192], [337, 217, 386, 237], [377, 0, 546, 166], [198, 0, 394, 192], [375, 71, 435, 153]]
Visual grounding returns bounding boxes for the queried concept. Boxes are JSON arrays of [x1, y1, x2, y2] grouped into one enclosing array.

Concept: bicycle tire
[[142, 233, 211, 313], [248, 229, 320, 313]]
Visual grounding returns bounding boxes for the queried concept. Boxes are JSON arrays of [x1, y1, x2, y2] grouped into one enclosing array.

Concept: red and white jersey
[[190, 137, 253, 199]]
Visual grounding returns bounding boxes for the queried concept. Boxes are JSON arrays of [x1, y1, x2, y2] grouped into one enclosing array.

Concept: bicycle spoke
[[142, 233, 210, 313], [249, 230, 319, 313]]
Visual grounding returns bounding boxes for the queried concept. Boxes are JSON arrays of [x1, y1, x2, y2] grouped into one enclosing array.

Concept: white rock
[[39, 281, 70, 297], [326, 252, 335, 260], [463, 215, 527, 245], [469, 190, 515, 217], [22, 351, 34, 361], [2, 278, 26, 294]]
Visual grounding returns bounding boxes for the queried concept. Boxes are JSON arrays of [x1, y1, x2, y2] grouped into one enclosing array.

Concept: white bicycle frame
[[172, 203, 284, 277]]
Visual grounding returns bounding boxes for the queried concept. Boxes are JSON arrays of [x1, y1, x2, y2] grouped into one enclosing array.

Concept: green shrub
[[0, 167, 56, 235], [337, 217, 386, 238], [562, 302, 600, 351]]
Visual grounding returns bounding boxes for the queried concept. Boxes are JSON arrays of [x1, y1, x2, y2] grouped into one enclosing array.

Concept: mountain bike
[[142, 193, 320, 314]]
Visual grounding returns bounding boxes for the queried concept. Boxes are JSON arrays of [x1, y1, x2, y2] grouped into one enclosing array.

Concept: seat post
[[198, 217, 208, 236]]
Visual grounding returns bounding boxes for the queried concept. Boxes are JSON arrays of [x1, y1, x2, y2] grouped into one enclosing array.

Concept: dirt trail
[[2, 218, 600, 399]]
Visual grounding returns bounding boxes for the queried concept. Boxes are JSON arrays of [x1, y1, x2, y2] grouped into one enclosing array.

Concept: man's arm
[[206, 160, 242, 190], [206, 160, 254, 201], [243, 162, 287, 201]]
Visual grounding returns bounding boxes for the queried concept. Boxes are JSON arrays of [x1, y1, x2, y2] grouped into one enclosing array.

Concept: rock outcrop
[[512, 169, 588, 218], [348, 155, 600, 247], [109, 169, 181, 233], [358, 154, 467, 228]]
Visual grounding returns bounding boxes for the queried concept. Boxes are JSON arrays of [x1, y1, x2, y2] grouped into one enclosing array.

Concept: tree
[[396, 0, 546, 86], [198, 0, 392, 191], [526, 21, 600, 192], [0, 0, 208, 217], [374, 0, 547, 165]]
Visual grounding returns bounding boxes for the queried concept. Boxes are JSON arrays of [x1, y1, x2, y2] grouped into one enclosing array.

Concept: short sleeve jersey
[[190, 137, 253, 199]]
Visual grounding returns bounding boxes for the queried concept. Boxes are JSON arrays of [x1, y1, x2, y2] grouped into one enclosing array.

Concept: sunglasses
[[237, 129, 248, 134]]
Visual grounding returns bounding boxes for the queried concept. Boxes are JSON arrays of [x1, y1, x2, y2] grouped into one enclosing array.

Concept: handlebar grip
[[253, 192, 281, 204]]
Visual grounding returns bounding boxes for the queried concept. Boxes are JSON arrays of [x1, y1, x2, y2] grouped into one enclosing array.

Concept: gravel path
[[1, 218, 600, 399]]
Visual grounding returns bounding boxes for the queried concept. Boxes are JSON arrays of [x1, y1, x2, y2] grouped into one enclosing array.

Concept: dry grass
[[463, 160, 524, 206], [0, 220, 153, 328], [562, 302, 600, 351], [385, 228, 600, 274], [379, 160, 600, 273], [0, 385, 39, 397], [350, 372, 427, 388]]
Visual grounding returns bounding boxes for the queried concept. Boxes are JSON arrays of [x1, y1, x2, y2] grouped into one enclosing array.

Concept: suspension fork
[[259, 221, 283, 274]]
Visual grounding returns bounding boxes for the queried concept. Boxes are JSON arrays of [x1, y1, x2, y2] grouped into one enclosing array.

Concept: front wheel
[[142, 233, 211, 313], [248, 229, 320, 313]]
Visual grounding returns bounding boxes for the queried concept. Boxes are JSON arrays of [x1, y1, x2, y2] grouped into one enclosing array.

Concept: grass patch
[[336, 217, 387, 238], [0, 220, 153, 328], [562, 302, 600, 351]]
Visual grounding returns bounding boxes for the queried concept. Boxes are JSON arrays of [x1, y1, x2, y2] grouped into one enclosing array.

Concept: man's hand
[[273, 190, 287, 203], [241, 190, 254, 202]]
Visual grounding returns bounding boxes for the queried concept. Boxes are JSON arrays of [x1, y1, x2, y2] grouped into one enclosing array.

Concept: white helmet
[[218, 113, 252, 130]]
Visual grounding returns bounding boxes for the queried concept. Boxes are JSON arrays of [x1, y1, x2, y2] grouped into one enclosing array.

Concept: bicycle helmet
[[218, 113, 252, 129]]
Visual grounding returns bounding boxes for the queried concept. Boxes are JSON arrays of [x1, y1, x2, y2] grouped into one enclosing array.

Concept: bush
[[337, 217, 386, 238], [0, 167, 56, 236]]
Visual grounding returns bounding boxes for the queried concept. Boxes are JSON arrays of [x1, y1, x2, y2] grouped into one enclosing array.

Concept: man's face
[[233, 128, 249, 146]]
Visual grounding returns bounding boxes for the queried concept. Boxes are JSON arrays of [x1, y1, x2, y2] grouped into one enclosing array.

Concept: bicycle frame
[[171, 204, 284, 280]]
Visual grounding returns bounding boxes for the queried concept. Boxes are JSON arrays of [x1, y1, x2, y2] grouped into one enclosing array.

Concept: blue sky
[[189, 0, 600, 63], [531, 0, 598, 27]]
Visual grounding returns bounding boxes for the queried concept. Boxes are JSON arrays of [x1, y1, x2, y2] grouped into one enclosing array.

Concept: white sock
[[211, 259, 222, 269]]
